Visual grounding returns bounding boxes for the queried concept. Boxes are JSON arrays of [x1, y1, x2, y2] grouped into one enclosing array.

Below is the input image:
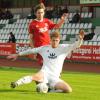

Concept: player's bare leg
[[10, 71, 44, 88], [49, 81, 72, 93]]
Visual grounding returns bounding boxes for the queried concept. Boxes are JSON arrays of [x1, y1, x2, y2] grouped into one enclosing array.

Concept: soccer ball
[[36, 83, 48, 93]]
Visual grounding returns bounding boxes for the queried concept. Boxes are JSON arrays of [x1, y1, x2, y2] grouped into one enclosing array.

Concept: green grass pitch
[[0, 66, 100, 100]]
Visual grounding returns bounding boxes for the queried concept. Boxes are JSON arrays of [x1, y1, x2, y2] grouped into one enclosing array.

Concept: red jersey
[[29, 18, 56, 47]]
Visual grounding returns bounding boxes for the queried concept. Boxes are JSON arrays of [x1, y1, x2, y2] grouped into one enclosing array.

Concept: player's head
[[34, 3, 45, 20], [50, 31, 61, 48]]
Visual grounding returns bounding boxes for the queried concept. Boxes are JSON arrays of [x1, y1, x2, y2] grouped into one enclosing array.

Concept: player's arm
[[76, 29, 85, 47], [62, 30, 84, 58], [29, 33, 34, 48], [28, 22, 34, 48], [65, 29, 84, 52], [70, 29, 84, 50], [7, 47, 42, 61], [29, 33, 38, 60], [54, 13, 69, 28], [7, 49, 35, 61]]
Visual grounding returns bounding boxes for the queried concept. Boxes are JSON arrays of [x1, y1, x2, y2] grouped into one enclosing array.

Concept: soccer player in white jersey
[[7, 30, 84, 93]]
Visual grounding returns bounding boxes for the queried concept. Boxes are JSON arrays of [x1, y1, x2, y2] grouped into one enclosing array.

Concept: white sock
[[16, 76, 32, 86], [49, 89, 63, 93]]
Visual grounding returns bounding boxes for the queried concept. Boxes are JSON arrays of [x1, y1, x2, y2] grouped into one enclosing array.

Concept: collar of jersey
[[34, 19, 43, 22]]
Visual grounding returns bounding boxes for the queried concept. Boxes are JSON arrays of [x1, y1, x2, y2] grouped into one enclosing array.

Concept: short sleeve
[[47, 19, 56, 29], [28, 22, 34, 34]]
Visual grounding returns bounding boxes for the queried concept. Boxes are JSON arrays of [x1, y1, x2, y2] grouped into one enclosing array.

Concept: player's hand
[[79, 29, 85, 39], [7, 54, 18, 61], [61, 13, 69, 20]]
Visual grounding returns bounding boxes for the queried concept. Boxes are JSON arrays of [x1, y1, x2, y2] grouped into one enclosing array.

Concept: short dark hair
[[50, 31, 60, 39], [34, 3, 45, 13]]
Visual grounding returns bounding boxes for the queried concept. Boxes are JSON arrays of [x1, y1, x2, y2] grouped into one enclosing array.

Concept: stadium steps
[[0, 12, 99, 45]]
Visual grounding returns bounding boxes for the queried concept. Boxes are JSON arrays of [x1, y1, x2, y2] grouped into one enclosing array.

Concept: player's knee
[[64, 87, 72, 93], [68, 88, 72, 93], [32, 75, 41, 81]]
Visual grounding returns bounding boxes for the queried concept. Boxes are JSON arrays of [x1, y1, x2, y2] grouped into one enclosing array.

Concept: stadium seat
[[19, 29, 23, 34], [75, 23, 80, 28], [62, 35, 66, 41], [75, 29, 79, 34], [67, 23, 72, 28], [0, 11, 94, 45], [13, 14, 20, 19], [64, 23, 68, 28], [63, 29, 67, 34], [81, 13, 84, 18], [71, 29, 76, 35], [88, 23, 92, 29], [88, 41, 93, 45], [71, 24, 76, 28], [97, 35, 100, 41], [84, 12, 88, 18], [84, 23, 88, 29], [67, 29, 71, 34], [69, 13, 73, 18], [88, 12, 92, 18], [92, 35, 97, 41], [98, 42, 100, 45], [83, 41, 88, 45], [59, 29, 63, 33], [80, 23, 84, 29], [93, 41, 98, 45], [23, 29, 27, 34]]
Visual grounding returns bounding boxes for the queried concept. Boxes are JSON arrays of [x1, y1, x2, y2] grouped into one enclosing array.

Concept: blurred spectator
[[0, 8, 3, 19], [52, 5, 58, 18], [8, 32, 16, 43], [5, 9, 13, 19], [52, 5, 62, 18], [57, 6, 62, 17], [69, 10, 80, 23], [62, 5, 69, 13], [83, 28, 95, 41], [0, 8, 13, 19], [45, 9, 53, 19], [30, 6, 36, 19], [0, 8, 6, 19]]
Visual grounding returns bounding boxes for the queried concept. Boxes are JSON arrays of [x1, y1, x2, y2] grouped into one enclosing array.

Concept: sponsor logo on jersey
[[48, 53, 57, 59], [39, 27, 48, 33], [45, 23, 48, 27]]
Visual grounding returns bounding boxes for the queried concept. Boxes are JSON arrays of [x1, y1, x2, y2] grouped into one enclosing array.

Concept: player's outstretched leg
[[10, 72, 44, 88], [10, 76, 33, 88], [10, 82, 18, 88]]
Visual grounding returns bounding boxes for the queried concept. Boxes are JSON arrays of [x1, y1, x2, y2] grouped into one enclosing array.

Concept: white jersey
[[19, 40, 82, 78]]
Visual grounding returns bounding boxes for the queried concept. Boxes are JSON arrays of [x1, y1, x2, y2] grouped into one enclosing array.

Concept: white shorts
[[41, 70, 63, 89]]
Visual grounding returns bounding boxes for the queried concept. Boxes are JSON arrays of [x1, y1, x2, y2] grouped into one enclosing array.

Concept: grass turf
[[0, 66, 100, 100]]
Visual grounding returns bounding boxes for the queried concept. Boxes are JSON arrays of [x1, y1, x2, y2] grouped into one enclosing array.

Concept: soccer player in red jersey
[[28, 3, 68, 64]]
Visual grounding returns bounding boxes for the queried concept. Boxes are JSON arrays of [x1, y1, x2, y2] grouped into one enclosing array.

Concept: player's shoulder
[[29, 19, 37, 25], [44, 18, 49, 21], [39, 45, 50, 49], [43, 18, 51, 22], [43, 45, 50, 48], [59, 44, 69, 47]]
